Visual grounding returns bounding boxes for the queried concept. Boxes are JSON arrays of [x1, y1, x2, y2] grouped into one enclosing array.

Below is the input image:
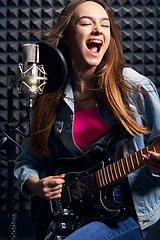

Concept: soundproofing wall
[[0, 0, 160, 213]]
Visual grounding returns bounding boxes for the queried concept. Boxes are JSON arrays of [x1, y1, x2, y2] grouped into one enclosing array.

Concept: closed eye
[[81, 23, 92, 26], [101, 25, 110, 28]]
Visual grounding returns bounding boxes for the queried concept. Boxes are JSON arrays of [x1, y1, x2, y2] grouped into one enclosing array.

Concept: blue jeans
[[64, 217, 148, 240]]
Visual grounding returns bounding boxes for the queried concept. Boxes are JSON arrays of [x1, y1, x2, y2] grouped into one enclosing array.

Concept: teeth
[[88, 40, 102, 44]]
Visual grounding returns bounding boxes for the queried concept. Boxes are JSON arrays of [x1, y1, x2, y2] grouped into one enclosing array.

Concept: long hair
[[30, 0, 149, 158]]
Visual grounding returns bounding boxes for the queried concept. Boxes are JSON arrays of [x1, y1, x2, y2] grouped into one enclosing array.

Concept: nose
[[92, 24, 103, 35]]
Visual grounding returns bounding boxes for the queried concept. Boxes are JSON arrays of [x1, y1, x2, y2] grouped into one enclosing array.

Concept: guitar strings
[[61, 173, 97, 203], [60, 142, 157, 205]]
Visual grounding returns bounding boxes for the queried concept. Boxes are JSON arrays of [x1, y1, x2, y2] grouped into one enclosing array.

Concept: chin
[[86, 56, 103, 66], [87, 60, 102, 67]]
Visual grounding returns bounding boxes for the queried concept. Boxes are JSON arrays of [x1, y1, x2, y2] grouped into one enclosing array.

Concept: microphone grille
[[22, 44, 39, 63]]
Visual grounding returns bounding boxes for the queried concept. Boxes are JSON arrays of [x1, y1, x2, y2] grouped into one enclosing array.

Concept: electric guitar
[[31, 126, 160, 240]]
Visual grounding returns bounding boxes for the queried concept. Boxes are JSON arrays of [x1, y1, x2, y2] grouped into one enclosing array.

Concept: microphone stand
[[6, 87, 17, 240], [0, 82, 34, 240]]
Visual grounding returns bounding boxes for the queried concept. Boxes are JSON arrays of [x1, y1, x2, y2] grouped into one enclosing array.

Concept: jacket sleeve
[[123, 67, 160, 176], [14, 138, 46, 199]]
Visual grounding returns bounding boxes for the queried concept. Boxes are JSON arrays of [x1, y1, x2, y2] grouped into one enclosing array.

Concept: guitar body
[[31, 126, 133, 240]]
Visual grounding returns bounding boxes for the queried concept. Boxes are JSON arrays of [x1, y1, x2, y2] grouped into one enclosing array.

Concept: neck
[[72, 60, 97, 81], [72, 68, 97, 112], [72, 71, 94, 94]]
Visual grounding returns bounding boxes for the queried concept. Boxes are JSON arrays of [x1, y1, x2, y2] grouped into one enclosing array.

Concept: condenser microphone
[[8, 43, 48, 98], [18, 43, 48, 98], [8, 42, 68, 97]]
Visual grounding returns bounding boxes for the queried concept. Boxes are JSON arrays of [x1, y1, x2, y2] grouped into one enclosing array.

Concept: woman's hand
[[142, 136, 160, 173], [25, 174, 65, 201]]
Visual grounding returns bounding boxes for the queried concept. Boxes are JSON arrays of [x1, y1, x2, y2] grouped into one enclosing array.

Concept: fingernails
[[147, 151, 153, 158], [61, 174, 66, 178], [142, 154, 146, 160], [142, 151, 152, 161], [148, 151, 152, 157]]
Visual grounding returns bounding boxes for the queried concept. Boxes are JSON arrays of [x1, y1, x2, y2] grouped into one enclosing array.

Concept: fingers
[[47, 175, 65, 187], [43, 187, 63, 200], [37, 174, 65, 201], [142, 151, 160, 173]]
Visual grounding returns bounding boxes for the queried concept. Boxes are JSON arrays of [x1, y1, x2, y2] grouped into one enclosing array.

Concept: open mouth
[[86, 39, 103, 53]]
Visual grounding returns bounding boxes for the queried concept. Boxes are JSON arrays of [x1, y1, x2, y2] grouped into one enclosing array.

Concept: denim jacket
[[14, 67, 160, 230]]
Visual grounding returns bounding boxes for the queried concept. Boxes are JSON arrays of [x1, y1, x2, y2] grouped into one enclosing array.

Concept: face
[[66, 1, 111, 74]]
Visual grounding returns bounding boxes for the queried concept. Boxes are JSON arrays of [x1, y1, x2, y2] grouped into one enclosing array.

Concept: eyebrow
[[77, 16, 110, 23]]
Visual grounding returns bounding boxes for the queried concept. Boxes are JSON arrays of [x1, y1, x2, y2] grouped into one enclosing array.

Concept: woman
[[14, 0, 160, 239]]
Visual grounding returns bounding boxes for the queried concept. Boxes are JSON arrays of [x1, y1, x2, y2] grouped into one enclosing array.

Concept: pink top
[[73, 107, 110, 152]]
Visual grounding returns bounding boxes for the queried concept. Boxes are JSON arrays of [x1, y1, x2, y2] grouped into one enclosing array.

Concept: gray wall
[[0, 0, 160, 239]]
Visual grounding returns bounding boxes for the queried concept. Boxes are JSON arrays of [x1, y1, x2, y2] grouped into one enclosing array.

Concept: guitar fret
[[111, 164, 117, 181], [149, 144, 154, 152], [113, 162, 118, 179], [153, 143, 156, 153], [130, 154, 135, 171], [136, 150, 141, 166], [125, 156, 131, 173], [102, 167, 109, 185], [121, 158, 127, 175], [146, 146, 149, 155], [117, 160, 123, 178], [109, 165, 115, 181], [139, 149, 145, 165], [97, 171, 103, 187], [106, 165, 112, 183], [135, 151, 140, 167], [100, 169, 106, 187]]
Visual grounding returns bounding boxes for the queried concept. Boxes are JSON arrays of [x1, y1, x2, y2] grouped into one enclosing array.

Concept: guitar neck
[[96, 140, 160, 188]]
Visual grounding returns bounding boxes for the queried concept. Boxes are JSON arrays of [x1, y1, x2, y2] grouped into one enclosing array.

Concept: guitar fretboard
[[96, 141, 160, 188]]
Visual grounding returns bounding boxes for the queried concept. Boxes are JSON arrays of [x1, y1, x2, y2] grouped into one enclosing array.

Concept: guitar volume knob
[[60, 209, 69, 216], [54, 236, 63, 240], [58, 222, 67, 230]]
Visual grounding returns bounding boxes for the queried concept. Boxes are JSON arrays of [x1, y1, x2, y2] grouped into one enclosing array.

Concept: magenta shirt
[[73, 107, 110, 152]]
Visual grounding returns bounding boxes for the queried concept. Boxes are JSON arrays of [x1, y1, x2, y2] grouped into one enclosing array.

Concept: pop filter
[[37, 41, 68, 93]]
